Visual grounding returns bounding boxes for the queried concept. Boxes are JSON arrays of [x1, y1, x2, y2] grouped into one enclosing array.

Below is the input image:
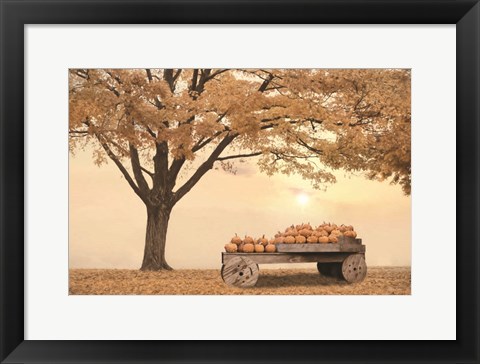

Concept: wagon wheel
[[221, 256, 259, 287], [341, 254, 367, 283], [317, 262, 341, 278]]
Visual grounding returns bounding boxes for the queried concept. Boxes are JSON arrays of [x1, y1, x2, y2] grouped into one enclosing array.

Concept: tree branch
[[129, 143, 151, 193], [296, 137, 324, 155], [141, 166, 155, 178], [168, 157, 186, 190], [75, 70, 89, 79], [258, 74, 274, 92], [216, 152, 262, 161], [173, 69, 182, 82], [95, 135, 145, 202], [195, 69, 211, 94], [145, 69, 166, 112], [164, 69, 177, 93], [145, 125, 157, 138], [145, 69, 153, 82], [190, 69, 199, 92], [69, 129, 89, 135], [191, 111, 229, 153], [169, 109, 229, 189], [173, 134, 236, 204], [191, 130, 227, 153], [206, 69, 228, 81], [106, 84, 120, 97], [152, 141, 169, 197], [259, 117, 322, 130]]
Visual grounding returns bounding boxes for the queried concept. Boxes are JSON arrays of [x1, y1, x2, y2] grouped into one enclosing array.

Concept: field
[[69, 266, 410, 295]]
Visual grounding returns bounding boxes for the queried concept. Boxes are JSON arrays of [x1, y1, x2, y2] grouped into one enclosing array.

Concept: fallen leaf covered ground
[[69, 267, 410, 295]]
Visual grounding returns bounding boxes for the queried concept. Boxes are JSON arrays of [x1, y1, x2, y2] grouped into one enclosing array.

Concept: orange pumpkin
[[254, 244, 265, 253], [328, 235, 338, 243], [314, 229, 329, 237], [318, 236, 329, 244], [331, 229, 343, 236], [257, 235, 268, 246], [307, 236, 318, 244], [303, 222, 312, 230], [284, 225, 297, 236], [274, 236, 285, 244], [225, 243, 238, 253], [265, 244, 276, 253], [299, 229, 313, 237], [324, 224, 334, 233], [231, 234, 242, 245], [243, 235, 254, 245], [284, 235, 296, 244], [344, 230, 357, 238], [243, 243, 255, 253], [295, 235, 307, 244]]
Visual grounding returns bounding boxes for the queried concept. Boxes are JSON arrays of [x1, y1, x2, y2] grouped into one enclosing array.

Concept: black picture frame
[[1, 1, 478, 363]]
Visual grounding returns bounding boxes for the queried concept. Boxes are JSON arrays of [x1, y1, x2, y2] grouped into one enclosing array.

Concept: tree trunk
[[140, 205, 173, 271]]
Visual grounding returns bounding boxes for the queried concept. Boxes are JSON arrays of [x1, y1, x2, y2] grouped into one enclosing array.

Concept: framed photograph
[[1, 0, 478, 363]]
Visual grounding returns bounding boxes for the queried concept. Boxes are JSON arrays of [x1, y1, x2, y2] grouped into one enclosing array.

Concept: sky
[[69, 146, 411, 269]]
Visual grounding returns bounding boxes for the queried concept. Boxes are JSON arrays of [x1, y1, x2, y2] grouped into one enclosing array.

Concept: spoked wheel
[[221, 256, 259, 287], [317, 262, 342, 278], [341, 254, 367, 283]]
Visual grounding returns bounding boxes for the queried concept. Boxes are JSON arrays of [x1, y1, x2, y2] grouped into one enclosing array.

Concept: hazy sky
[[69, 145, 411, 269]]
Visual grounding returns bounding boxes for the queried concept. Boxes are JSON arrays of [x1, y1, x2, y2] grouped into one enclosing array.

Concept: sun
[[297, 193, 309, 206]]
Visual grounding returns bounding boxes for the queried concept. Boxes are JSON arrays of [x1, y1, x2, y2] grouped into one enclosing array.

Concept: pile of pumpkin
[[224, 222, 358, 253], [224, 234, 276, 253]]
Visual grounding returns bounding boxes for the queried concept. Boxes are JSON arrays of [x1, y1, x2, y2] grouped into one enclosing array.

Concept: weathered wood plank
[[222, 252, 359, 264], [338, 236, 362, 244], [275, 243, 366, 253]]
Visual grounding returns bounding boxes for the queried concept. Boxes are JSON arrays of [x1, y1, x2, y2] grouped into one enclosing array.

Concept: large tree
[[69, 69, 410, 271]]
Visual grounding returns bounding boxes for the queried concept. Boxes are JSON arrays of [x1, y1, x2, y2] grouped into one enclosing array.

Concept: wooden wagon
[[221, 236, 366, 287]]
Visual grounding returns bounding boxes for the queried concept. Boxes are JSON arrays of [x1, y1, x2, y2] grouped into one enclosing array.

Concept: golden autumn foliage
[[70, 69, 410, 194]]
